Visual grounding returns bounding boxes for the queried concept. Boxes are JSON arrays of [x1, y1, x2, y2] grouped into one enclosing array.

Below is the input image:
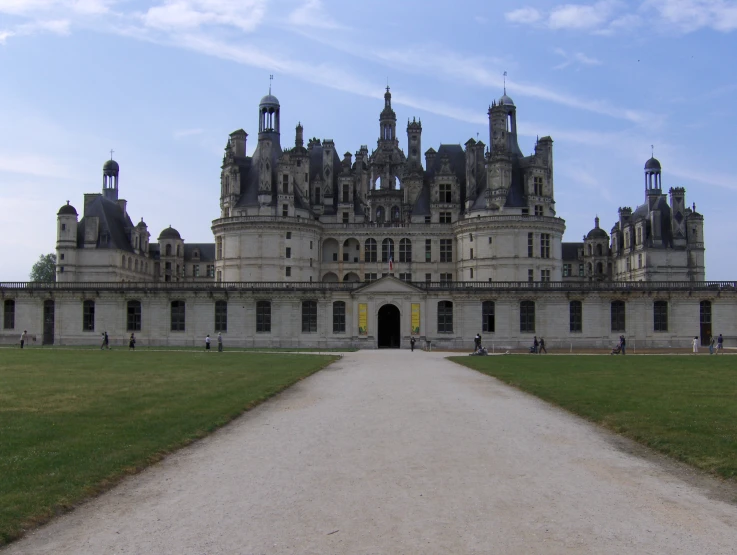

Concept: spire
[[595, 215, 600, 229], [269, 74, 273, 94], [503, 71, 507, 95]]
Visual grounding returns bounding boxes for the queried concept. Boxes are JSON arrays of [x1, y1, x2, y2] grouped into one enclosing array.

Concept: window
[[61, 223, 66, 231], [437, 301, 453, 333], [364, 273, 378, 282], [439, 183, 452, 203], [365, 238, 377, 262], [425, 239, 432, 262], [171, 300, 185, 331], [540, 234, 551, 259], [563, 263, 571, 277], [626, 257, 631, 272], [333, 301, 345, 333], [399, 273, 412, 282], [315, 186, 321, 204], [528, 269, 534, 282], [302, 300, 317, 332], [578, 264, 584, 277], [282, 174, 289, 194], [534, 205, 543, 216], [527, 232, 534, 257], [488, 236, 493, 244], [439, 211, 451, 224], [166, 244, 172, 256], [611, 300, 626, 332], [376, 206, 385, 223], [256, 301, 271, 332], [520, 300, 535, 333], [193, 264, 200, 277], [127, 300, 141, 331], [440, 273, 452, 284], [469, 233, 473, 242], [636, 227, 642, 246], [286, 267, 291, 277], [382, 238, 394, 262], [310, 240, 313, 249], [440, 239, 452, 262], [637, 254, 642, 269], [286, 247, 292, 259], [282, 204, 289, 217], [216, 237, 223, 260], [482, 301, 495, 333], [533, 176, 543, 196], [82, 300, 95, 331], [470, 248, 474, 260], [541, 269, 551, 282], [654, 301, 668, 332], [207, 265, 215, 277], [570, 301, 582, 332], [3, 299, 15, 329], [342, 212, 349, 224], [399, 238, 412, 262], [392, 206, 400, 221], [424, 216, 431, 224], [214, 300, 227, 332], [342, 184, 350, 203], [469, 268, 474, 279], [425, 273, 432, 283], [521, 208, 529, 216], [287, 232, 292, 239]]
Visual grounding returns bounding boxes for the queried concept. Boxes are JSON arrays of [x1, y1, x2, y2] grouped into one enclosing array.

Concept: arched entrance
[[378, 304, 400, 348]]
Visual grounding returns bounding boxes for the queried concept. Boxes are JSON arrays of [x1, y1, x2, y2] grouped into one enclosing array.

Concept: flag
[[389, 256, 393, 272]]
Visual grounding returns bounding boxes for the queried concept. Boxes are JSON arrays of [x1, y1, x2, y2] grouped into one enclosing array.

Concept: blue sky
[[1, 0, 735, 281]]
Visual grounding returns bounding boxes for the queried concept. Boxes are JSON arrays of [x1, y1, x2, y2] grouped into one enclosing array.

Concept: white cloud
[[553, 47, 603, 69], [142, 0, 266, 33], [644, 0, 737, 32], [0, 0, 112, 15], [0, 153, 72, 178], [0, 18, 70, 43], [548, 0, 622, 30], [288, 0, 345, 30], [505, 7, 542, 24]]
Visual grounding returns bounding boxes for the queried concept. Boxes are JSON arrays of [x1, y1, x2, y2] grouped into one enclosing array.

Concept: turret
[[645, 156, 662, 198], [102, 157, 119, 201], [407, 117, 422, 167], [56, 201, 78, 281], [378, 86, 397, 145]]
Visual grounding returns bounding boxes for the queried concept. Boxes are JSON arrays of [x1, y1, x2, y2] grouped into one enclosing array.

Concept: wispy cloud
[[140, 0, 267, 33], [288, 0, 346, 30], [553, 47, 603, 69], [0, 18, 70, 43], [0, 0, 113, 15], [505, 7, 543, 25], [644, 0, 737, 32], [173, 128, 205, 139], [0, 153, 72, 178]]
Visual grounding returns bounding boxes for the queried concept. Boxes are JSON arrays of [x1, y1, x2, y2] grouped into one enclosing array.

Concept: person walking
[[709, 335, 715, 355], [693, 336, 699, 354], [20, 330, 27, 349], [717, 333, 724, 354], [410, 336, 416, 352], [532, 336, 539, 354], [205, 334, 211, 352], [620, 335, 626, 356], [217, 332, 223, 352], [539, 337, 547, 354], [474, 333, 482, 352], [100, 331, 109, 350], [129, 333, 136, 351]]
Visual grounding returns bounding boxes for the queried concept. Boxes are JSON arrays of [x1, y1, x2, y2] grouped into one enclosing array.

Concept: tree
[[30, 253, 57, 282]]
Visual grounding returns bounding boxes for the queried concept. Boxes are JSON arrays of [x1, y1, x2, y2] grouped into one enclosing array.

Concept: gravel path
[[6, 351, 737, 554]]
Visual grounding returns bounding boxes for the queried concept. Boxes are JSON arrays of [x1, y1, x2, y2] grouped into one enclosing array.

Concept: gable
[[352, 276, 426, 296]]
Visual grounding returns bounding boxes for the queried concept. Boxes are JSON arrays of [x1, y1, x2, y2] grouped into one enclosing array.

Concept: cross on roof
[[110, 149, 114, 160]]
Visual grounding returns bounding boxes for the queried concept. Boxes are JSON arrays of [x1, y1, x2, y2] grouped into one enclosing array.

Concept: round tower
[[56, 201, 78, 281], [645, 156, 662, 196], [103, 157, 119, 201]]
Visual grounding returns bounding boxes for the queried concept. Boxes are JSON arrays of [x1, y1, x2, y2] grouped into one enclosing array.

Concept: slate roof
[[77, 195, 134, 251], [562, 242, 583, 260], [184, 243, 215, 262]]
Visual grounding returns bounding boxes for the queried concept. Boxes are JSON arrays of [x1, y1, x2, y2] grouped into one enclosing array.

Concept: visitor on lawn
[[474, 333, 481, 351], [100, 331, 109, 350], [129, 333, 136, 351], [717, 334, 724, 354], [20, 330, 27, 349], [217, 332, 223, 352], [709, 335, 715, 355], [538, 337, 547, 354], [693, 336, 699, 353], [620, 335, 626, 355], [205, 334, 211, 351]]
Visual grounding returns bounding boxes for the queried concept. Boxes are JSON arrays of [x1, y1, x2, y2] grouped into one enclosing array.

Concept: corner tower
[[103, 157, 119, 201]]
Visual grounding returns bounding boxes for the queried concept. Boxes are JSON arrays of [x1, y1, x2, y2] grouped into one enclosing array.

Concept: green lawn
[[452, 355, 737, 480], [0, 350, 337, 546]]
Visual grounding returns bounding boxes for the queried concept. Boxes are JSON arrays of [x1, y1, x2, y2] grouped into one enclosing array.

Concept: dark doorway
[[43, 300, 55, 345], [378, 304, 401, 348], [700, 300, 712, 346]]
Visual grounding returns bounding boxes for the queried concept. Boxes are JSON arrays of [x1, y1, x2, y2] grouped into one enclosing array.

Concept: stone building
[[1, 86, 728, 350]]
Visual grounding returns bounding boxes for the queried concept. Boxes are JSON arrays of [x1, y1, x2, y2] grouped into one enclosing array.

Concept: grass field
[[452, 355, 737, 481], [0, 350, 338, 546]]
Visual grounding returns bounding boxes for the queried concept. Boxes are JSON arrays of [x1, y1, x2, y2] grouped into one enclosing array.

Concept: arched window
[[596, 244, 603, 256], [165, 244, 172, 256], [176, 245, 181, 257], [171, 300, 185, 331], [382, 238, 394, 262], [122, 255, 126, 267], [128, 257, 132, 270], [482, 301, 495, 333], [365, 238, 377, 262], [376, 206, 385, 223], [588, 263, 593, 275], [214, 300, 227, 332], [596, 262, 603, 275], [302, 300, 317, 333], [569, 300, 582, 332], [127, 300, 142, 331], [611, 300, 625, 332], [391, 206, 400, 221], [438, 301, 453, 333], [256, 301, 271, 333], [134, 259, 139, 272], [399, 238, 412, 262], [333, 301, 346, 333], [520, 300, 535, 333], [3, 299, 15, 329], [82, 300, 95, 331], [587, 244, 592, 256]]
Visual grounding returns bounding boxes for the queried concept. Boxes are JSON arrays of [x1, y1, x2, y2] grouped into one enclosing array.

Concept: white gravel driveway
[[6, 350, 737, 554]]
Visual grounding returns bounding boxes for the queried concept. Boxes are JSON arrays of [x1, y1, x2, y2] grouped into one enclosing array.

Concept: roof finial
[[651, 144, 654, 158], [503, 71, 507, 95], [109, 148, 114, 160], [66, 200, 70, 205], [269, 74, 273, 94]]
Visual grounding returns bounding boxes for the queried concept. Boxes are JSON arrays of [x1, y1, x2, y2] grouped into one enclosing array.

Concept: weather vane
[[110, 149, 114, 160], [269, 74, 273, 94], [651, 144, 654, 157], [503, 71, 507, 94]]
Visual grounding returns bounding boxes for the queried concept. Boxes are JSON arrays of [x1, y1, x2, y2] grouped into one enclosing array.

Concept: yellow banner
[[411, 303, 420, 335], [358, 303, 368, 335]]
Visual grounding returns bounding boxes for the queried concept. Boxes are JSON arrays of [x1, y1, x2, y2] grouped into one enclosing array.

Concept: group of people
[[611, 335, 626, 355], [531, 336, 547, 354], [204, 333, 224, 352], [699, 334, 724, 354]]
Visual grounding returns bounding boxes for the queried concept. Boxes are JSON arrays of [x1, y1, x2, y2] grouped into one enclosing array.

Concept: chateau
[[1, 87, 732, 350]]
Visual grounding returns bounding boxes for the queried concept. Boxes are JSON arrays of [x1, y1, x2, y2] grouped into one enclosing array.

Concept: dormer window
[[193, 250, 199, 259]]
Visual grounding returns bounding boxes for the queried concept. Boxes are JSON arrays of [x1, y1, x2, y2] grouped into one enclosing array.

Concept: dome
[[586, 227, 608, 240], [103, 159, 119, 173], [259, 94, 280, 107], [645, 157, 661, 171], [500, 93, 515, 106], [57, 201, 77, 216], [158, 226, 181, 240], [136, 218, 147, 228]]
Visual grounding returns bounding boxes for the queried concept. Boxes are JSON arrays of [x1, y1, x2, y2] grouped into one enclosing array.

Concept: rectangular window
[[528, 269, 534, 282], [488, 236, 493, 244], [439, 211, 451, 224], [399, 273, 412, 282], [310, 240, 313, 249], [440, 239, 452, 262], [171, 300, 185, 332], [342, 184, 350, 203], [256, 301, 271, 332], [425, 273, 432, 283], [520, 301, 535, 333], [216, 270, 222, 282], [302, 300, 317, 333], [527, 232, 534, 257], [342, 212, 349, 224], [424, 216, 431, 224], [282, 174, 289, 194], [439, 183, 452, 203], [365, 239, 377, 262], [364, 273, 378, 282], [654, 301, 668, 332], [332, 301, 345, 333], [578, 264, 584, 277], [626, 257, 631, 272], [61, 223, 66, 231], [399, 239, 412, 262], [611, 300, 626, 332], [638, 253, 642, 269], [214, 301, 227, 332], [541, 269, 551, 282], [482, 301, 495, 333], [3, 299, 15, 329], [286, 266, 291, 277], [533, 176, 543, 196], [437, 301, 453, 333], [216, 237, 223, 260], [563, 264, 571, 277], [286, 247, 291, 259], [282, 204, 289, 217], [534, 205, 543, 216], [83, 300, 95, 332], [540, 234, 550, 259], [425, 239, 432, 262], [193, 264, 200, 277], [287, 232, 292, 239], [127, 300, 141, 331], [207, 265, 215, 277], [570, 301, 582, 332], [470, 248, 474, 259], [440, 273, 452, 284], [469, 268, 474, 279], [315, 186, 321, 204]]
